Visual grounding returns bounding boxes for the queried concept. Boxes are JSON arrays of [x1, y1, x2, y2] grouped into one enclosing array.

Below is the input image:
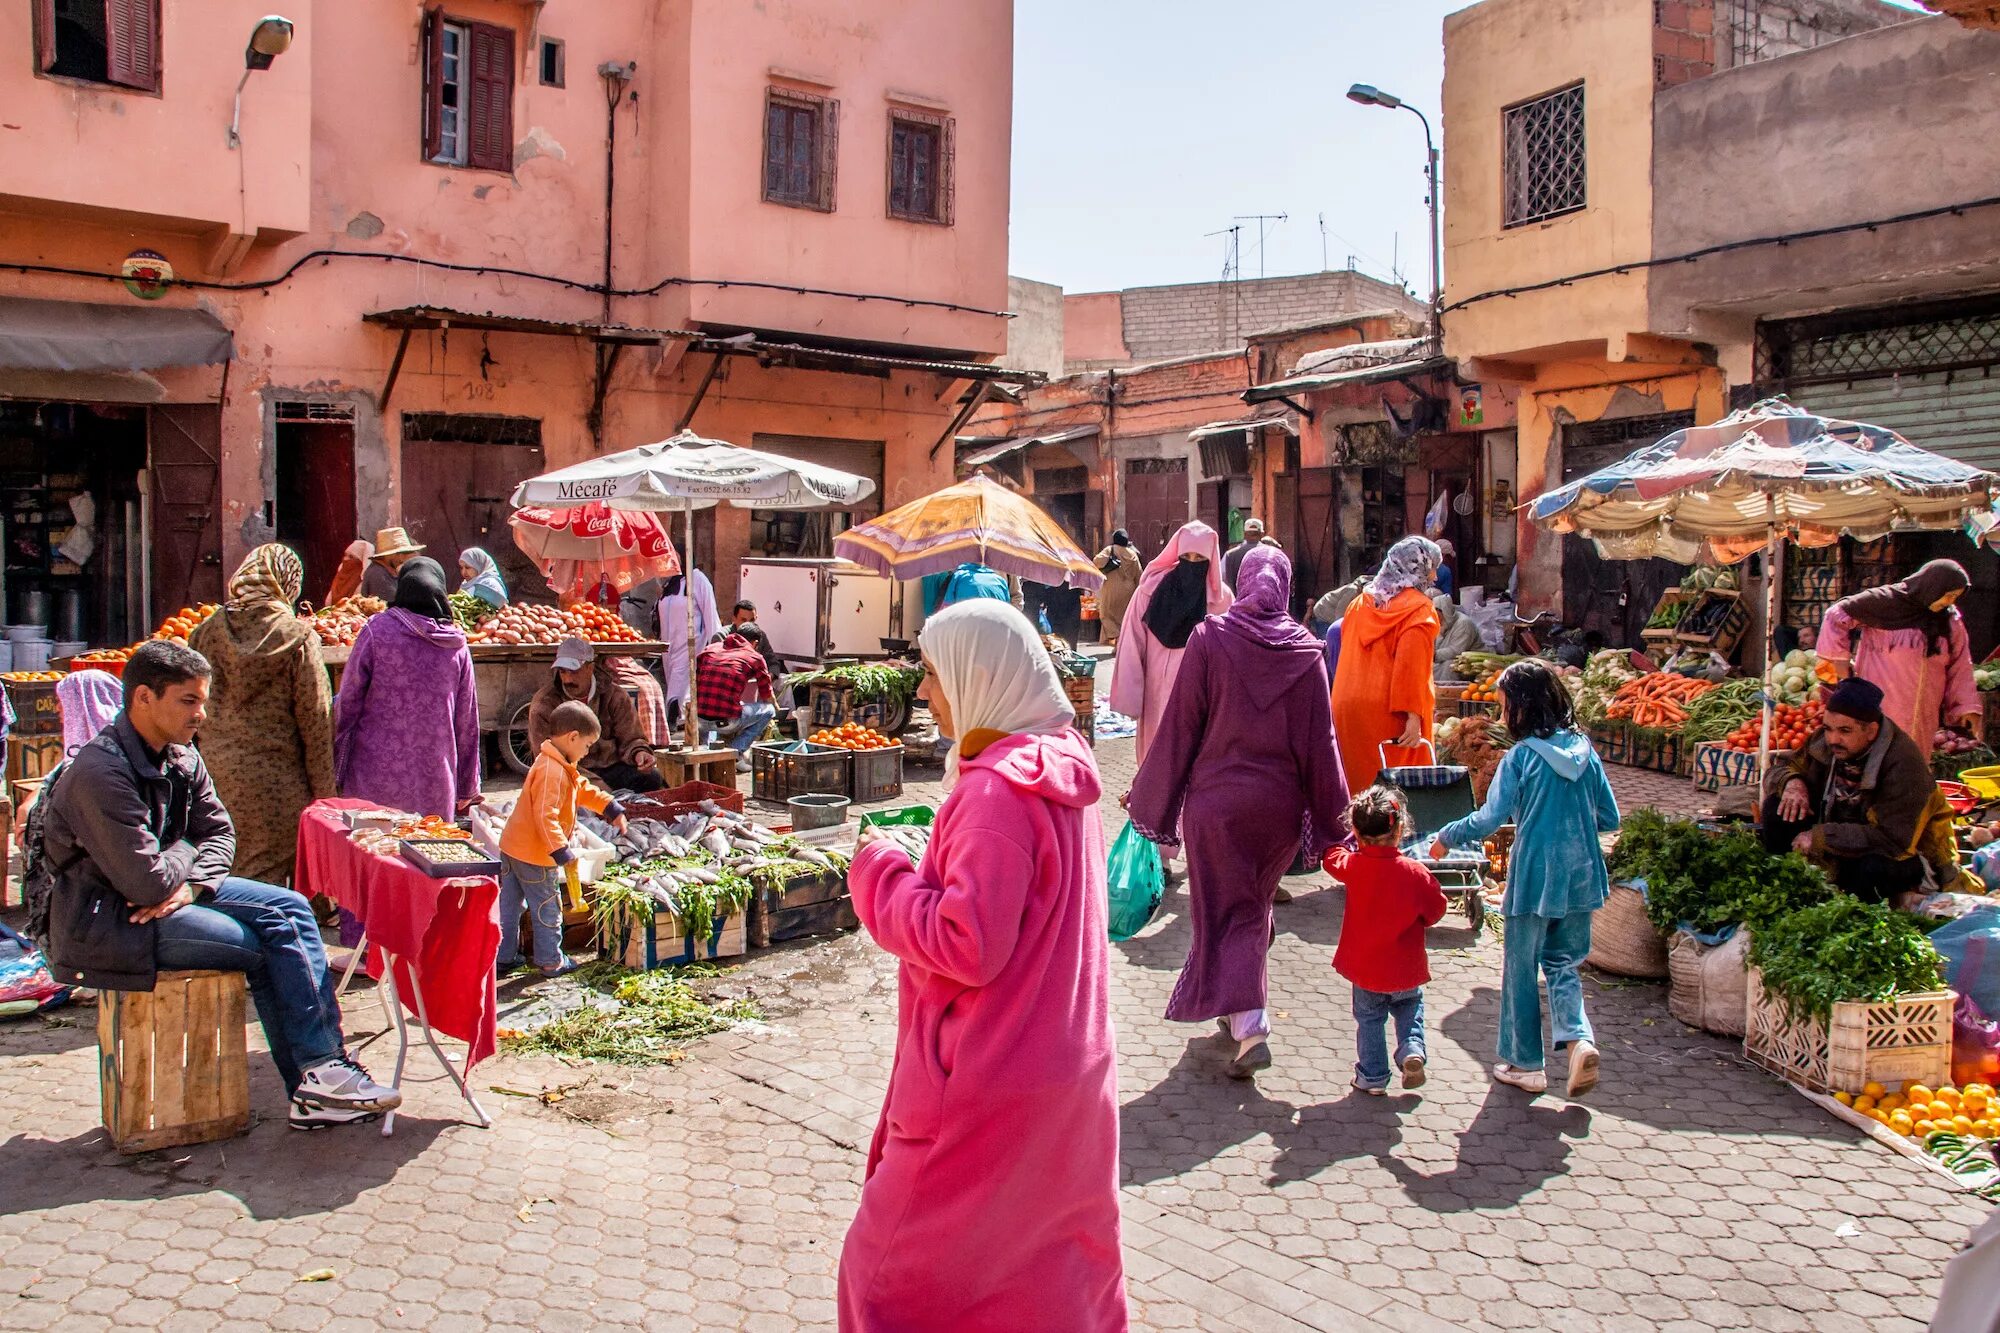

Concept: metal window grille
[[274, 401, 356, 423], [764, 89, 839, 212], [1503, 83, 1587, 228], [1756, 294, 2000, 389], [887, 109, 954, 225]]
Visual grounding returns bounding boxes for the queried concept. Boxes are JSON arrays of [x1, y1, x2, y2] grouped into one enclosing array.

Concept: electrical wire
[[1442, 193, 2000, 316], [0, 248, 1014, 319]]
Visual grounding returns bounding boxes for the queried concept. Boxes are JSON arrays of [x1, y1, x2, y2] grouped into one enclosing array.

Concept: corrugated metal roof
[[959, 424, 1100, 465], [1187, 413, 1299, 440], [1245, 352, 1454, 403]]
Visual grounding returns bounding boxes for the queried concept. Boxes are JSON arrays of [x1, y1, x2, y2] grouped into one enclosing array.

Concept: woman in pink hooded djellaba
[[1816, 558, 1981, 762], [840, 598, 1127, 1333], [1109, 522, 1232, 762]]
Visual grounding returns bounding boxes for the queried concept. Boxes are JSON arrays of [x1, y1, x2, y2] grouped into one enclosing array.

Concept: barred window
[[1503, 83, 1586, 228], [765, 89, 840, 212]]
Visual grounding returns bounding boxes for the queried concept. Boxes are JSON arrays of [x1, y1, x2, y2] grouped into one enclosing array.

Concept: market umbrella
[[832, 473, 1104, 591], [510, 502, 681, 602], [1529, 397, 1998, 775], [510, 431, 876, 745]]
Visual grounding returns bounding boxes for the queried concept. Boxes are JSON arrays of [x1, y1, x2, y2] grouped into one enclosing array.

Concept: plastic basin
[[788, 793, 851, 830]]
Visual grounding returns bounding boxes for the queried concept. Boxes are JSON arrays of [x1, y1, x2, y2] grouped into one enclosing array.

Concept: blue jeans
[[499, 855, 567, 971], [153, 877, 343, 1095], [721, 701, 778, 757], [1499, 910, 1595, 1071], [1352, 985, 1426, 1089]]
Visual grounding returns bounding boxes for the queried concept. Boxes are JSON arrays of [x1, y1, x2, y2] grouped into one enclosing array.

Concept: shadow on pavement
[[1379, 1082, 1592, 1211], [1267, 1085, 1413, 1187], [1119, 1037, 1299, 1186], [0, 1006, 101, 1058]]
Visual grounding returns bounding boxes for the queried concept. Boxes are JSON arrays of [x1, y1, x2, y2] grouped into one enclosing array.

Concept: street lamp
[[1347, 82, 1441, 351], [228, 15, 296, 148]]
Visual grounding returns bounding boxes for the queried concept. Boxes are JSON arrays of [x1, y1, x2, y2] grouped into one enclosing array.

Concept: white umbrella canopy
[[508, 430, 876, 513]]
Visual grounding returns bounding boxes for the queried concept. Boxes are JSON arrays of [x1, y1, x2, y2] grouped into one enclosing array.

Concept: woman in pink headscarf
[[1107, 521, 1232, 763]]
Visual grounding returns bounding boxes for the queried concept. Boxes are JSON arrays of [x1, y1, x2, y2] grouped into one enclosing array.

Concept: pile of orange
[[1839, 1080, 2000, 1141], [73, 646, 134, 665], [2, 671, 63, 683], [810, 724, 895, 750], [563, 602, 643, 643], [1462, 671, 1503, 704], [151, 604, 218, 646]]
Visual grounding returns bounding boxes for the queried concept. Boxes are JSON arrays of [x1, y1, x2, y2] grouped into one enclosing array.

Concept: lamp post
[[1347, 83, 1441, 352], [228, 15, 296, 148]]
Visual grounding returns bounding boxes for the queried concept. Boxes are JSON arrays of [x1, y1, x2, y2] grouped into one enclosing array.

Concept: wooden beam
[[588, 342, 625, 444], [377, 327, 414, 412], [673, 352, 727, 434], [928, 381, 993, 463]]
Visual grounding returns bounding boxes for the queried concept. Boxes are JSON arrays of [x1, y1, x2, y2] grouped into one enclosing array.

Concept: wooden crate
[[3, 676, 61, 736], [1743, 968, 1953, 1095], [97, 970, 251, 1155], [1691, 741, 1761, 793], [612, 908, 747, 969], [657, 748, 739, 792], [748, 870, 857, 948], [7, 732, 62, 786], [807, 683, 889, 735], [1675, 590, 1751, 657]]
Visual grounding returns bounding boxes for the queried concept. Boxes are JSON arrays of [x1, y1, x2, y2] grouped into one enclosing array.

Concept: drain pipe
[[598, 61, 637, 322]]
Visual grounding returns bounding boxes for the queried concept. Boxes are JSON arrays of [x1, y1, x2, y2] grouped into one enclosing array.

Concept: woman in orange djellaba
[[1331, 536, 1443, 794]]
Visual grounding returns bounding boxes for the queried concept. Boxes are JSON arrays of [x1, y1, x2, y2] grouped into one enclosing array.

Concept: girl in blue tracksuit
[[1432, 658, 1621, 1099]]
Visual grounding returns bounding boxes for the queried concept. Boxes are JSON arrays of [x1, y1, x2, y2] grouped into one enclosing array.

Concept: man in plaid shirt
[[695, 633, 779, 769]]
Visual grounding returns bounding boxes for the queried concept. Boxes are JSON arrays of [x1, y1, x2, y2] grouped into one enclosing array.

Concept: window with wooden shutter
[[422, 10, 515, 170], [763, 89, 838, 212], [887, 108, 954, 225], [34, 0, 160, 93]]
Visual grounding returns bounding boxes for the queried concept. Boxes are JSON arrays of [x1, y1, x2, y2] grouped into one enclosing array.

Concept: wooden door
[[148, 405, 224, 617], [275, 421, 357, 604], [399, 440, 546, 601], [1122, 457, 1188, 561]]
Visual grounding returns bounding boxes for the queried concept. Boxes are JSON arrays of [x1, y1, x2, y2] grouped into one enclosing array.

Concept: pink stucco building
[[0, 0, 1024, 637]]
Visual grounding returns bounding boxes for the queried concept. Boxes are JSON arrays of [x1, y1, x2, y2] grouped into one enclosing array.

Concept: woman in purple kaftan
[[1816, 559, 1980, 762], [1127, 546, 1349, 1079], [334, 558, 482, 820]]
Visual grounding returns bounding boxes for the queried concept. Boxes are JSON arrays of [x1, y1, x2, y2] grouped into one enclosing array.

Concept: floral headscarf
[[1369, 536, 1443, 606], [226, 543, 304, 613]]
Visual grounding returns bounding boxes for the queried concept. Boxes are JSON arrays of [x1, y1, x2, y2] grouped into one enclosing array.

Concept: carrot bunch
[[1605, 673, 1717, 730]]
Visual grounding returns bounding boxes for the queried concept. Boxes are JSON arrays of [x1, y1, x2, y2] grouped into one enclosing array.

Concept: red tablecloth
[[294, 799, 500, 1069]]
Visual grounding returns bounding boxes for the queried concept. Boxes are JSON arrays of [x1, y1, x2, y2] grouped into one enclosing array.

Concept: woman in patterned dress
[[188, 543, 337, 885]]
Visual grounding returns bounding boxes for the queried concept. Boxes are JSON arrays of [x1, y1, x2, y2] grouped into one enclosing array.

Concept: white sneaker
[[1567, 1040, 1600, 1099], [296, 1057, 403, 1113], [288, 1098, 383, 1131], [1492, 1062, 1548, 1094], [735, 756, 753, 773]]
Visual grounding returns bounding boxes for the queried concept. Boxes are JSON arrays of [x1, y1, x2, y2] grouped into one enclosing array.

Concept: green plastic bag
[[1106, 820, 1164, 941]]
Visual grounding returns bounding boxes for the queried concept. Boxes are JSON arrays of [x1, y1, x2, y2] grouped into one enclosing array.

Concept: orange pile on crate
[[1462, 671, 1502, 704], [1604, 673, 1716, 729], [2, 671, 63, 683], [1839, 1080, 2000, 1142], [1724, 698, 1825, 753], [809, 724, 896, 750], [563, 602, 644, 643]]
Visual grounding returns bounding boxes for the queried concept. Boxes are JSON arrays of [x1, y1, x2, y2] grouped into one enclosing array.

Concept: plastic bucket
[[787, 793, 851, 830], [6, 624, 49, 643], [13, 640, 52, 671]]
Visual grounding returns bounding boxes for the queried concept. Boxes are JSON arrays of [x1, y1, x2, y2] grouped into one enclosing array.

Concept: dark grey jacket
[[42, 715, 236, 992]]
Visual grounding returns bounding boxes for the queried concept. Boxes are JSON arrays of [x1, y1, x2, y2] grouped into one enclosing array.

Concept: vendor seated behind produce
[[1760, 677, 1959, 906], [528, 638, 664, 793], [695, 633, 780, 771]]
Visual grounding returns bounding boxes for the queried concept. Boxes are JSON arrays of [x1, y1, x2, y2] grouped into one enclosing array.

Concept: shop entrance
[[274, 403, 358, 605], [1123, 456, 1188, 560], [399, 413, 546, 603]]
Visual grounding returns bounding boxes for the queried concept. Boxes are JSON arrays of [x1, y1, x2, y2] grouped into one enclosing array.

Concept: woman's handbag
[[1106, 820, 1164, 941]]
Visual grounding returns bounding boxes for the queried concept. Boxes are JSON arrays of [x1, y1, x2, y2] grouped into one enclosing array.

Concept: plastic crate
[[751, 740, 850, 803], [621, 780, 745, 820], [1743, 967, 1954, 1095], [858, 804, 936, 832], [848, 744, 904, 803]]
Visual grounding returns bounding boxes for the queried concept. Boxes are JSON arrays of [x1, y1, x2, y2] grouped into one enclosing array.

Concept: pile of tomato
[[810, 724, 895, 750], [1724, 698, 1826, 753], [564, 602, 643, 643]]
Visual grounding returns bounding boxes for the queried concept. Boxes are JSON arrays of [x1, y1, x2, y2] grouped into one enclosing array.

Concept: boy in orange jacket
[[498, 700, 627, 976]]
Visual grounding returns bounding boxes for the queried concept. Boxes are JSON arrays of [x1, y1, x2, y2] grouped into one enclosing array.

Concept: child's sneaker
[[1566, 1040, 1600, 1098], [1401, 1054, 1427, 1090], [1491, 1062, 1547, 1094]]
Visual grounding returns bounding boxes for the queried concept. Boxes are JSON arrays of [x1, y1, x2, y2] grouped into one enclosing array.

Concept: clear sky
[[1007, 0, 1936, 298]]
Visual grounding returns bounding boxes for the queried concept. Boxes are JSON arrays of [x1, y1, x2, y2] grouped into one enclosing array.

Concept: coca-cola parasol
[[510, 502, 681, 600]]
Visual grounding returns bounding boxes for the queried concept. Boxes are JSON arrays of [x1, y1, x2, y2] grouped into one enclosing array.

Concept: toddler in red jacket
[[1323, 785, 1448, 1095]]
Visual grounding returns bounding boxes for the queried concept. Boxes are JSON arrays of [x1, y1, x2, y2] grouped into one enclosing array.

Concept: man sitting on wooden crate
[[530, 638, 665, 794], [1760, 676, 1961, 907], [32, 641, 402, 1130], [695, 632, 780, 772]]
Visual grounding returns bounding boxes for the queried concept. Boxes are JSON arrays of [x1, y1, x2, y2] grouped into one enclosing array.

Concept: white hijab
[[920, 599, 1076, 782]]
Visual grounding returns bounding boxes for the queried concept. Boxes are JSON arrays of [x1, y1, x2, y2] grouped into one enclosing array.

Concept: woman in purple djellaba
[[334, 557, 482, 821], [1127, 545, 1350, 1078]]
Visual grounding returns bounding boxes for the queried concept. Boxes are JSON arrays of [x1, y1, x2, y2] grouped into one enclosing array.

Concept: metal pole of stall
[[684, 503, 701, 751], [1757, 495, 1778, 785]]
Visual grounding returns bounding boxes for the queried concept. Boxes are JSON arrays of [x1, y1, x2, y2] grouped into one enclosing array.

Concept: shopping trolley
[[1376, 741, 1492, 932]]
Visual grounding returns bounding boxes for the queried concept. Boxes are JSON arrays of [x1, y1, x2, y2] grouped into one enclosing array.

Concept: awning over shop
[[0, 296, 234, 372], [960, 424, 1100, 466], [1244, 338, 1452, 402], [1187, 412, 1299, 441]]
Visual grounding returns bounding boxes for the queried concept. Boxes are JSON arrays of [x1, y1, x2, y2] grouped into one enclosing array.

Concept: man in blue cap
[[1761, 676, 1959, 905]]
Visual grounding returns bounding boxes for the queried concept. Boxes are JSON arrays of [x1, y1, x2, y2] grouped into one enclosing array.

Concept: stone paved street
[[1, 737, 1987, 1331]]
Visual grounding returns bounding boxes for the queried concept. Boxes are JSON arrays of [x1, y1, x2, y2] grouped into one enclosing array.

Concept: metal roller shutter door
[[1792, 370, 2000, 474]]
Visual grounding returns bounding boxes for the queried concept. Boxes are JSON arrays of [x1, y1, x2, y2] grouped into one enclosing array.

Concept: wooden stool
[[656, 746, 740, 791], [98, 969, 251, 1154]]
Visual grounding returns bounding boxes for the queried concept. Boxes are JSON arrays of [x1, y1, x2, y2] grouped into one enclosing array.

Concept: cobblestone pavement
[[0, 740, 1986, 1331]]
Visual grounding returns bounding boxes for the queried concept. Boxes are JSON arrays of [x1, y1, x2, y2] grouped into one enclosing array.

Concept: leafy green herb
[[1611, 811, 1835, 936], [785, 662, 923, 706], [500, 961, 757, 1064], [1749, 896, 1945, 1023]]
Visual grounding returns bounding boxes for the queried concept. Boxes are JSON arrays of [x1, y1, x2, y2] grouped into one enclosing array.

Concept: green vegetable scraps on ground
[[500, 961, 758, 1064], [1749, 896, 1945, 1024]]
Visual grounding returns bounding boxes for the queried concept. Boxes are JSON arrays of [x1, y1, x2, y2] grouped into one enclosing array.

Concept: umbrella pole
[[684, 505, 701, 751], [1758, 506, 1777, 786]]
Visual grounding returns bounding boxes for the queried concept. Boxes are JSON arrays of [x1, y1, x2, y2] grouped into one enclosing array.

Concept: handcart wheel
[[1465, 888, 1487, 933], [500, 698, 537, 776]]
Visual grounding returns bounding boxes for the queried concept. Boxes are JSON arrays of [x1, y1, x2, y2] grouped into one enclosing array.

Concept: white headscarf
[[919, 599, 1075, 783], [1370, 536, 1443, 605]]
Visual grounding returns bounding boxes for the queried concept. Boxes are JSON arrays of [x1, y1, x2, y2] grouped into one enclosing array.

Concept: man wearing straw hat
[[361, 527, 425, 602]]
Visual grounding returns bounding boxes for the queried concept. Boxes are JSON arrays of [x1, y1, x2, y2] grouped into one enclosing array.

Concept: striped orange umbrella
[[833, 474, 1104, 589]]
